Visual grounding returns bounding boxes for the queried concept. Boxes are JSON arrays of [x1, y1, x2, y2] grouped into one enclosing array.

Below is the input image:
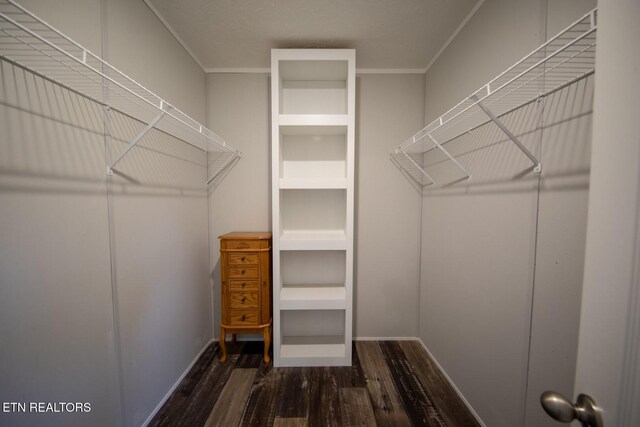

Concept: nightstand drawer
[[228, 253, 259, 265], [229, 310, 259, 325], [229, 267, 259, 278], [229, 280, 259, 291], [225, 240, 262, 250], [229, 291, 259, 309]]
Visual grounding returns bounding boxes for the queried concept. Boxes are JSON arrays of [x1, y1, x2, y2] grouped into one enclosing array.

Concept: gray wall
[[206, 73, 423, 339], [206, 73, 271, 335], [0, 1, 209, 426], [419, 0, 595, 426]]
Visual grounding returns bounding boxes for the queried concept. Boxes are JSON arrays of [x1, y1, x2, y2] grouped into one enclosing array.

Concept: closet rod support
[[107, 107, 170, 175], [472, 96, 542, 173], [426, 134, 472, 180], [402, 151, 435, 186], [206, 153, 241, 185]]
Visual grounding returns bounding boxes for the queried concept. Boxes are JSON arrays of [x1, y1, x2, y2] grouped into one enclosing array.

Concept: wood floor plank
[[234, 340, 266, 369], [204, 368, 257, 427], [339, 388, 377, 427], [240, 363, 284, 426], [399, 340, 481, 427], [307, 368, 341, 427], [307, 343, 367, 427], [276, 368, 310, 418], [149, 343, 220, 427], [273, 417, 308, 427], [177, 344, 219, 397], [379, 341, 445, 427], [175, 342, 247, 427], [354, 341, 411, 427]]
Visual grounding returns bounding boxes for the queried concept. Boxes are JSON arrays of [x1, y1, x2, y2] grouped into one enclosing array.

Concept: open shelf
[[280, 124, 347, 185], [391, 8, 597, 187], [280, 230, 347, 250], [280, 189, 346, 235], [0, 0, 240, 183], [280, 287, 346, 310], [279, 114, 348, 127], [280, 336, 347, 366], [279, 59, 348, 115], [279, 178, 348, 189], [280, 308, 348, 366]]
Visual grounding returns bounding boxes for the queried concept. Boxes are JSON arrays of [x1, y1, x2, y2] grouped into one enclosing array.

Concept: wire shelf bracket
[[0, 0, 241, 184], [391, 8, 597, 186], [472, 94, 542, 173], [107, 103, 170, 175]]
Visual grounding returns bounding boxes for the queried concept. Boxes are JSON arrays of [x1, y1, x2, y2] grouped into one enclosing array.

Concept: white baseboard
[[416, 338, 486, 427], [214, 336, 421, 342], [141, 338, 214, 427], [354, 336, 421, 341]]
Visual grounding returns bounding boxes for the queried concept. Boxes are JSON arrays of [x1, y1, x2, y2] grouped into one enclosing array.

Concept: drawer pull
[[241, 269, 245, 274], [242, 297, 246, 302], [241, 314, 246, 321], [241, 256, 246, 261], [242, 283, 246, 288]]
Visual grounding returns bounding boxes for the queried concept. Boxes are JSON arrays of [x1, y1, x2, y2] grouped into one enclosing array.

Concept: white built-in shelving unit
[[0, 0, 240, 183], [271, 49, 355, 367], [392, 8, 597, 187]]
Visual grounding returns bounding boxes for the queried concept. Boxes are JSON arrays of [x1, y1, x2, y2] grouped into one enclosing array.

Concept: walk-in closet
[[1, 0, 638, 426]]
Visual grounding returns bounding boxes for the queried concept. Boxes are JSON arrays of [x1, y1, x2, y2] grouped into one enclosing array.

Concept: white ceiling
[[145, 0, 481, 71]]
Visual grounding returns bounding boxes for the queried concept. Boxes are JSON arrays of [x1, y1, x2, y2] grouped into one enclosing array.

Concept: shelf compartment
[[392, 8, 597, 187], [279, 178, 347, 189], [279, 114, 348, 127], [280, 287, 346, 310], [280, 309, 347, 366], [0, 0, 240, 183], [280, 126, 347, 183], [279, 60, 348, 115], [280, 188, 346, 234], [281, 250, 345, 284], [280, 250, 346, 308], [279, 230, 347, 251], [280, 336, 347, 366]]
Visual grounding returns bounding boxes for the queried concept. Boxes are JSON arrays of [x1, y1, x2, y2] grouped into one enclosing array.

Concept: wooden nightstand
[[218, 232, 272, 364]]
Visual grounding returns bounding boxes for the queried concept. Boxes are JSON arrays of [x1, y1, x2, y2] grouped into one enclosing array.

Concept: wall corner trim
[[142, 0, 206, 72], [141, 338, 215, 427], [424, 0, 485, 74]]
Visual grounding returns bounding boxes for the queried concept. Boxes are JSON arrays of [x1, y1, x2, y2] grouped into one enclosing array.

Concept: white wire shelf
[[0, 0, 240, 184], [392, 8, 597, 187]]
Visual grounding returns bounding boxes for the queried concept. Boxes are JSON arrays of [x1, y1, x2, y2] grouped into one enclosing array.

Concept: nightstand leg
[[219, 327, 227, 364], [231, 333, 236, 345], [262, 325, 271, 365]]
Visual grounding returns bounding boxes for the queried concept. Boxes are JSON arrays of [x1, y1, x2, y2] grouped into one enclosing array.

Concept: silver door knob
[[540, 391, 603, 427]]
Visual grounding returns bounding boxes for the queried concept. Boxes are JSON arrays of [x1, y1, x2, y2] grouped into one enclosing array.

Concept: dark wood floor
[[149, 340, 480, 427]]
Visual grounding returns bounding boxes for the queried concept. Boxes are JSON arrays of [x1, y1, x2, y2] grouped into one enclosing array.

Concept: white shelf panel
[[280, 336, 347, 367], [280, 287, 346, 310], [280, 60, 348, 81], [279, 114, 348, 127], [280, 230, 347, 250], [280, 125, 347, 136], [279, 178, 347, 189]]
